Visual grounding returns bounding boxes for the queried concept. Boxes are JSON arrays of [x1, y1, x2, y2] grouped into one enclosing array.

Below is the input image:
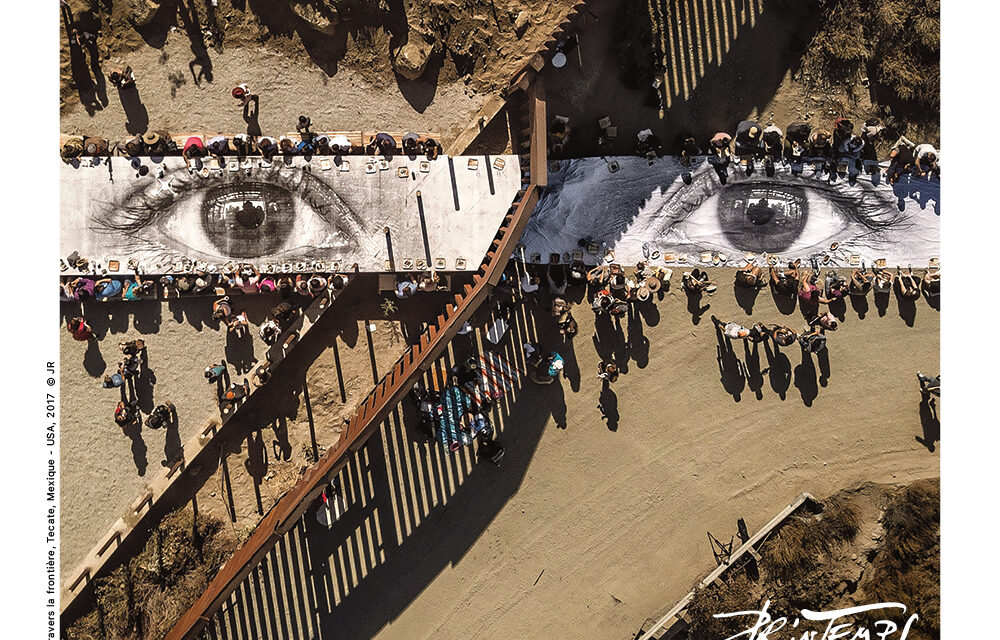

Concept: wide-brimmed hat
[[143, 131, 160, 145], [645, 276, 661, 292], [636, 283, 651, 301]]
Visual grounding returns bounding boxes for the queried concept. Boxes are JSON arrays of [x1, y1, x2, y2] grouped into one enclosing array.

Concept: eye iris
[[718, 184, 808, 252], [202, 183, 294, 258]]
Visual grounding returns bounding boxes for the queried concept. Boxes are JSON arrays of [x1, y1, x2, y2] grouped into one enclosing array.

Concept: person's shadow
[[118, 85, 149, 134], [849, 293, 870, 319], [225, 330, 256, 375], [123, 421, 148, 476], [733, 284, 760, 315], [894, 290, 918, 327], [243, 95, 262, 137], [598, 380, 619, 431], [816, 346, 832, 387], [874, 290, 891, 317], [743, 340, 764, 400], [161, 405, 183, 467], [272, 416, 293, 462], [793, 349, 819, 407], [762, 341, 791, 400], [714, 327, 746, 402], [686, 290, 711, 325], [245, 429, 269, 481], [626, 307, 650, 369], [83, 339, 106, 377], [916, 396, 940, 452]]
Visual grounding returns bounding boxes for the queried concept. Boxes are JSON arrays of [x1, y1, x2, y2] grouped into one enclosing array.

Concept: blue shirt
[[96, 279, 123, 301]]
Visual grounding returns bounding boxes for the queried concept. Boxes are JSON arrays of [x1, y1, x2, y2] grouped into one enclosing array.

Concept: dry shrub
[[66, 508, 237, 640], [806, 0, 940, 128], [761, 517, 830, 583], [686, 573, 761, 640], [818, 499, 863, 543], [862, 479, 940, 640]]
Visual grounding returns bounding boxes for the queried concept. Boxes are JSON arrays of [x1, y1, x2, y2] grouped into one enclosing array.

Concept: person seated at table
[[762, 125, 783, 158], [683, 268, 716, 294], [418, 270, 440, 292], [402, 132, 423, 156], [373, 132, 398, 157], [121, 135, 144, 157], [206, 134, 230, 159], [734, 264, 765, 288], [69, 276, 96, 302], [734, 120, 763, 157], [423, 137, 441, 160], [182, 136, 206, 168], [886, 137, 916, 184], [235, 264, 260, 294], [914, 143, 939, 178], [330, 273, 349, 293], [769, 261, 801, 296], [895, 265, 922, 300], [824, 271, 848, 301], [587, 264, 612, 286], [123, 272, 154, 301], [678, 133, 701, 162], [783, 122, 811, 160], [798, 272, 832, 309], [848, 268, 873, 296], [307, 273, 328, 296], [806, 129, 833, 159], [279, 136, 297, 155], [232, 133, 252, 157], [922, 268, 940, 296], [94, 277, 124, 302], [396, 276, 418, 299], [832, 117, 854, 151], [257, 135, 278, 160], [872, 268, 894, 294]]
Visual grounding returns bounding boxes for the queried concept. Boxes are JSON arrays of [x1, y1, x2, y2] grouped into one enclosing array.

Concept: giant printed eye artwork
[[650, 168, 908, 257], [92, 164, 367, 263], [520, 157, 936, 265]]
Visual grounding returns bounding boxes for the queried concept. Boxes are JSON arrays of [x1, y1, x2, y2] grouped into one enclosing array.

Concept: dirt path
[[199, 267, 939, 640]]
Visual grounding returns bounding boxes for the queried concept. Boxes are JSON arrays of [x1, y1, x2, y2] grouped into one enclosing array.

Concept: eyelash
[[668, 172, 907, 234]]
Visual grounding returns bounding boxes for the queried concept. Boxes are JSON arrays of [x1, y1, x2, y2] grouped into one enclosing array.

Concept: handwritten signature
[[714, 600, 919, 640]]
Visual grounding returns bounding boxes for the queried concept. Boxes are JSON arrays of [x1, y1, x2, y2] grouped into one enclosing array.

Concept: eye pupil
[[236, 201, 266, 229], [203, 183, 295, 258], [719, 184, 808, 253]]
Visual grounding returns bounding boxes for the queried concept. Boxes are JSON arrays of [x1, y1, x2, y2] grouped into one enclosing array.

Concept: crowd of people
[[61, 112, 442, 163], [61, 264, 353, 303], [550, 114, 940, 185]]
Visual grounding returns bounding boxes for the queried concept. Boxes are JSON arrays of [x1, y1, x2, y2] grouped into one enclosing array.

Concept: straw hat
[[636, 282, 651, 301], [143, 131, 160, 146], [645, 276, 661, 292]]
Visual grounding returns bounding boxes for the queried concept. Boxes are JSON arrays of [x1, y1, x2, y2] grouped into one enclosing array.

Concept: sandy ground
[[59, 281, 449, 576], [200, 267, 939, 640], [59, 0, 580, 147], [59, 34, 488, 145]]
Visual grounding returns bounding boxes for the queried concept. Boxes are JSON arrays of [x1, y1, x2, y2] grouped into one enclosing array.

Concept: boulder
[[393, 32, 433, 80], [514, 10, 530, 36], [130, 0, 161, 26], [289, 0, 339, 35]]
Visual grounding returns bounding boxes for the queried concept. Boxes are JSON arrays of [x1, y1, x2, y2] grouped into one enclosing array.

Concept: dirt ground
[[195, 266, 939, 640], [543, 0, 938, 158], [59, 281, 451, 577], [59, 0, 580, 144]]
